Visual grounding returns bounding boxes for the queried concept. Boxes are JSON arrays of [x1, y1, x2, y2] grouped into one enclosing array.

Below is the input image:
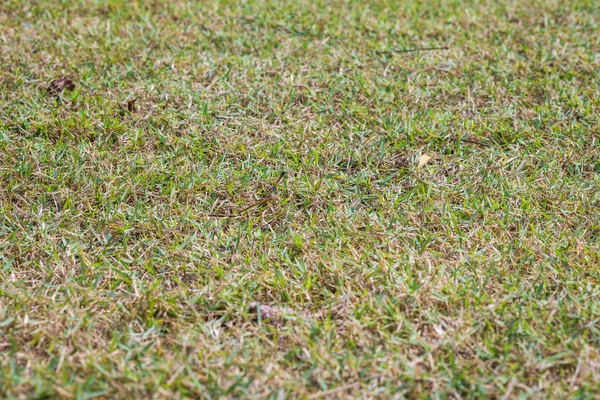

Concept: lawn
[[1, 0, 599, 398]]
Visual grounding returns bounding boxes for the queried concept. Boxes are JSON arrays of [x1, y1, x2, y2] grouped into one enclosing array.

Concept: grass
[[0, 0, 599, 398]]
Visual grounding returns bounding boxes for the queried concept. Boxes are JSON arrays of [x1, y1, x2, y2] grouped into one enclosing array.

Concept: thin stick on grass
[[458, 137, 491, 148], [209, 172, 286, 217], [377, 46, 449, 55]]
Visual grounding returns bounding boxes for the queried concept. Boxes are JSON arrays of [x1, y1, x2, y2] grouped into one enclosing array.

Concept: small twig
[[208, 172, 286, 217], [377, 46, 449, 55], [570, 355, 582, 387], [500, 378, 517, 400], [458, 137, 491, 148], [269, 171, 286, 194], [237, 194, 277, 214], [209, 195, 276, 218]]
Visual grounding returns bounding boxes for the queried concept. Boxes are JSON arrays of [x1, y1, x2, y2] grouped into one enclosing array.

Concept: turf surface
[[1, 0, 599, 398]]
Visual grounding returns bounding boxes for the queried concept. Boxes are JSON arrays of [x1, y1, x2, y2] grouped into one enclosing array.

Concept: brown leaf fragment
[[47, 77, 75, 95], [248, 302, 281, 321], [417, 154, 432, 169], [127, 98, 138, 113], [392, 154, 409, 169]]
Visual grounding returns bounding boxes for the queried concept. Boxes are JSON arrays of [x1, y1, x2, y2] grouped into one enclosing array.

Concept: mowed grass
[[1, 0, 599, 398]]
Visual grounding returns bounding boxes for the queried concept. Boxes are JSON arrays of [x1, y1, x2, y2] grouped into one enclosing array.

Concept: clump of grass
[[1, 0, 599, 398]]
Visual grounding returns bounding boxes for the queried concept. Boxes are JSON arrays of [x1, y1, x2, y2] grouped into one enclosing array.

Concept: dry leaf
[[47, 77, 75, 95], [126, 98, 138, 113], [417, 154, 432, 169], [248, 302, 281, 321], [392, 154, 409, 169]]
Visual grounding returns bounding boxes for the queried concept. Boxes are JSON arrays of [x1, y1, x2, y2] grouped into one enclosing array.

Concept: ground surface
[[1, 0, 599, 398]]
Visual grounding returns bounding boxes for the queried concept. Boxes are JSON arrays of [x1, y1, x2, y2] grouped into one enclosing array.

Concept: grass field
[[1, 0, 599, 398]]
